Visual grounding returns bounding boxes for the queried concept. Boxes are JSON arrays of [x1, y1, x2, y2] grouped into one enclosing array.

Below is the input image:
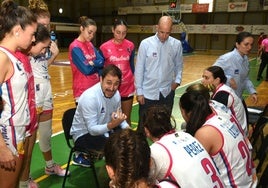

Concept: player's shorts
[[35, 80, 53, 114], [121, 95, 134, 101], [25, 121, 38, 137], [0, 124, 26, 158]]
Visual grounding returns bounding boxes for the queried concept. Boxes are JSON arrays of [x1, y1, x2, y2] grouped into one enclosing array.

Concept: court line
[[132, 79, 202, 106], [35, 57, 257, 183], [34, 78, 202, 183]]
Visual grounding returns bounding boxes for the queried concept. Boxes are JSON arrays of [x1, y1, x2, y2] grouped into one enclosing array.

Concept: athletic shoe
[[72, 153, 91, 167], [28, 178, 39, 188], [45, 164, 70, 177]]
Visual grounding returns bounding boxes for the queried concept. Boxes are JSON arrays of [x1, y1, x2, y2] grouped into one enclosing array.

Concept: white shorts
[[35, 80, 53, 114], [25, 121, 38, 137], [0, 125, 26, 157]]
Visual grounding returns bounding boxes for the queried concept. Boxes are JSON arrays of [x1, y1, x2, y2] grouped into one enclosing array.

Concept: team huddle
[[0, 0, 259, 187]]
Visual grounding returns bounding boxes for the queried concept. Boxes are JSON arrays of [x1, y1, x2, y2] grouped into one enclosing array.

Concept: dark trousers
[[257, 52, 268, 79], [137, 90, 175, 134], [75, 133, 107, 152], [75, 127, 123, 152]]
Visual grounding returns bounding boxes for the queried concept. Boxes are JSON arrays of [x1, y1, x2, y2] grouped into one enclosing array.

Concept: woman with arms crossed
[[69, 16, 104, 104]]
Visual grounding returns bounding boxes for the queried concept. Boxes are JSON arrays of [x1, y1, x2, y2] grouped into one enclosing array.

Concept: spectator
[[257, 32, 266, 61], [100, 18, 135, 126], [257, 35, 268, 81], [70, 65, 130, 167], [69, 16, 104, 104], [135, 15, 183, 132]]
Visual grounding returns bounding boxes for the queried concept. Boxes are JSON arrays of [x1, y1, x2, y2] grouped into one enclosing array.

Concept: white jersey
[[0, 47, 30, 126], [209, 100, 245, 135], [210, 100, 253, 149], [205, 114, 254, 187], [30, 55, 53, 113], [212, 83, 247, 135], [150, 131, 224, 188], [30, 55, 50, 82]]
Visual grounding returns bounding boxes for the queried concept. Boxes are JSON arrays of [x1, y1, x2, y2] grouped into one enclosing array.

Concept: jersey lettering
[[218, 117, 240, 138], [183, 141, 204, 157]]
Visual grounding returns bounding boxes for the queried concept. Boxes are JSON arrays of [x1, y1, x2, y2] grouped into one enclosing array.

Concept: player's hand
[[250, 93, 258, 104], [49, 41, 59, 56], [109, 107, 127, 129], [0, 145, 16, 171], [229, 78, 237, 90]]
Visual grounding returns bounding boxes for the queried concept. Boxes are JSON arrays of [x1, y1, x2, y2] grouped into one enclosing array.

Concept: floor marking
[[34, 56, 261, 185], [35, 163, 69, 183]]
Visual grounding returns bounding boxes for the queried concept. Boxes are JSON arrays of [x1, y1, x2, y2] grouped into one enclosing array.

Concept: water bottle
[[46, 31, 56, 59], [50, 30, 56, 42]]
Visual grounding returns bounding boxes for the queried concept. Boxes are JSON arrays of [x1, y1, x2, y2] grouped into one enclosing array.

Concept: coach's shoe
[[45, 164, 70, 177], [72, 153, 91, 167]]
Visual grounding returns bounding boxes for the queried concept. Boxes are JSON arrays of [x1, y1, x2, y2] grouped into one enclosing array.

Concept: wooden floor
[[49, 52, 216, 134], [39, 50, 268, 187], [49, 50, 268, 134]]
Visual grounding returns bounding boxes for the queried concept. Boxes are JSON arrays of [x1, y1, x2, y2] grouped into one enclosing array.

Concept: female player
[[100, 18, 135, 126]]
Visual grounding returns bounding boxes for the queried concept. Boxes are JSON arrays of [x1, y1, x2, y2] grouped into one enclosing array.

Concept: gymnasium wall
[[15, 0, 268, 52]]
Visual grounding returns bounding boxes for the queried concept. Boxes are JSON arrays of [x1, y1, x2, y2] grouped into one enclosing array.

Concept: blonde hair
[[28, 0, 50, 18]]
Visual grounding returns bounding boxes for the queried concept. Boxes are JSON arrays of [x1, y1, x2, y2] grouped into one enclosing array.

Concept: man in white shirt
[[135, 16, 183, 133], [70, 64, 129, 167]]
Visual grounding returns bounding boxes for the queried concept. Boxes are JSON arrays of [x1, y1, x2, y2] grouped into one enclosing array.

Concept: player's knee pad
[[38, 119, 52, 152]]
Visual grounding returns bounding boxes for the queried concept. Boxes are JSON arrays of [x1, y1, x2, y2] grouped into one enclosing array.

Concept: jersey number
[[201, 158, 224, 188], [238, 140, 252, 176]]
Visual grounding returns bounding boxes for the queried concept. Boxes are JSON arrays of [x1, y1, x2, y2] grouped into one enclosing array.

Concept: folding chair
[[249, 104, 268, 149], [248, 106, 264, 125], [257, 164, 268, 188], [255, 135, 268, 173], [61, 108, 101, 188]]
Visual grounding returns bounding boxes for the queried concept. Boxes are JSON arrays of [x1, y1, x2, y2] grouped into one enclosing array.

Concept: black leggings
[[257, 52, 268, 79]]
